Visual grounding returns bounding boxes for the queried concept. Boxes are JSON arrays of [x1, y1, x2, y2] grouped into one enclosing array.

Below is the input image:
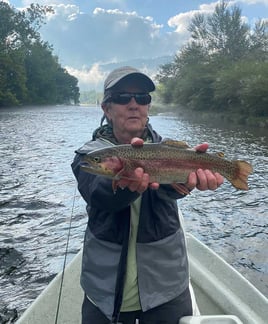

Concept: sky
[[5, 0, 268, 91]]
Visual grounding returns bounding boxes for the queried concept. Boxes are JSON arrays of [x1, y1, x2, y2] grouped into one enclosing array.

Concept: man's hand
[[116, 138, 159, 193], [116, 139, 224, 194], [186, 143, 224, 191]]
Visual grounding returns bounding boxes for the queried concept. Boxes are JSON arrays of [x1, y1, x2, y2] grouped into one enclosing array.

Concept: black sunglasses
[[108, 93, 151, 105]]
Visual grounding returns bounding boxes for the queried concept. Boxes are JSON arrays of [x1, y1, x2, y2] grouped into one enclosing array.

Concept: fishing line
[[54, 186, 77, 324]]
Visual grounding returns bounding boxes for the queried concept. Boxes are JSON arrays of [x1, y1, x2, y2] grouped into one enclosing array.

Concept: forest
[[156, 1, 268, 125], [0, 2, 79, 107], [1, 1, 267, 123]]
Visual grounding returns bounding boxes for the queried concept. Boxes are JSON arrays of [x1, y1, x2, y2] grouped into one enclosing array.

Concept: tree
[[188, 1, 250, 61], [0, 2, 53, 52], [0, 2, 79, 107], [55, 67, 80, 104], [0, 1, 29, 107], [25, 42, 58, 104], [249, 20, 268, 61], [156, 0, 268, 122], [24, 42, 79, 105]]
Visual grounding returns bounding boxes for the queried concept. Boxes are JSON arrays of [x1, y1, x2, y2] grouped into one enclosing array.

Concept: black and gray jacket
[[71, 123, 189, 323]]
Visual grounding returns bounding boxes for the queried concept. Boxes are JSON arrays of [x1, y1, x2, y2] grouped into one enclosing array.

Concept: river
[[0, 105, 267, 322]]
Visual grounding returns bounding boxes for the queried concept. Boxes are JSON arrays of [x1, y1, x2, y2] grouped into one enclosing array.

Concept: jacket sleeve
[[71, 153, 140, 212]]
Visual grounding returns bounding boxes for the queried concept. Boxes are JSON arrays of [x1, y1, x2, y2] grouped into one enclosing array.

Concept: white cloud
[[26, 3, 193, 90], [168, 11, 196, 34], [45, 4, 80, 22], [5, 0, 268, 93], [167, 0, 268, 35], [168, 2, 218, 34], [40, 5, 185, 69], [66, 63, 105, 90], [199, 1, 220, 11]]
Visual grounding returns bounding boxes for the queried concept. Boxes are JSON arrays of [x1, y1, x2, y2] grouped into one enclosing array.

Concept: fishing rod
[[54, 186, 77, 324]]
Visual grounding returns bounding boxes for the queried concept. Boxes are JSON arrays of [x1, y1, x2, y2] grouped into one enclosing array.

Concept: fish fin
[[112, 171, 138, 193], [112, 180, 118, 194], [112, 166, 127, 193], [161, 139, 190, 149], [229, 160, 253, 190], [171, 183, 191, 195]]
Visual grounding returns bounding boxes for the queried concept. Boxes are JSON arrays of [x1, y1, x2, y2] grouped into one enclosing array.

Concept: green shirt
[[120, 196, 142, 311]]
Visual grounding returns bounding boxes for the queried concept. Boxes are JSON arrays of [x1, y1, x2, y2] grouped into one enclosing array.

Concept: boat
[[17, 233, 268, 324]]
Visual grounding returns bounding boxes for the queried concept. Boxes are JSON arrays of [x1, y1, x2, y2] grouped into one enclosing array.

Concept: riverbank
[[150, 103, 268, 129]]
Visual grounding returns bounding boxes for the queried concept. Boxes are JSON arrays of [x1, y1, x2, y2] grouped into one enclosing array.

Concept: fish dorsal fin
[[161, 139, 190, 149]]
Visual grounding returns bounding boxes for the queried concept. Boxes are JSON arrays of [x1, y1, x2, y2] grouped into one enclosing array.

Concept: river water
[[0, 105, 267, 322]]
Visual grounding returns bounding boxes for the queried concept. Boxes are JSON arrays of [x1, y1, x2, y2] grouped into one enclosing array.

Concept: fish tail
[[228, 160, 253, 190]]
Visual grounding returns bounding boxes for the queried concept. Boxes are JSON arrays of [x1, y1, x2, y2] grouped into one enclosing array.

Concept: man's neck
[[113, 130, 144, 144]]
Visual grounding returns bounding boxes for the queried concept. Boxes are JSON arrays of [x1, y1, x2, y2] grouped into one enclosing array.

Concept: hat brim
[[106, 72, 155, 92]]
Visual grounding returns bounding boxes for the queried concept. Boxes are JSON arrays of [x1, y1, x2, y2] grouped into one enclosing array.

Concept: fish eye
[[93, 156, 101, 163]]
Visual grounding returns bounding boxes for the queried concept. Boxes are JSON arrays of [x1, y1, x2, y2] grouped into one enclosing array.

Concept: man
[[72, 66, 224, 324]]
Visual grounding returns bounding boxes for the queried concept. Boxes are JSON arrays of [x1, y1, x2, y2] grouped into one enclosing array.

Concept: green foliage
[[0, 2, 79, 107], [188, 1, 250, 61], [177, 63, 215, 110], [156, 0, 268, 121], [236, 61, 268, 117]]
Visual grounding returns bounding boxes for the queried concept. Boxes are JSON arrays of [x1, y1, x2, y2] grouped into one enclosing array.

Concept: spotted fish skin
[[81, 139, 253, 191]]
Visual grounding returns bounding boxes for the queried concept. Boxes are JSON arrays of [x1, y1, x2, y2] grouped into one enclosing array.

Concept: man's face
[[103, 85, 150, 143]]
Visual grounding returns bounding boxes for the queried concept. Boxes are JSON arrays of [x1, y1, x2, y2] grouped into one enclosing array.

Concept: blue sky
[[5, 0, 268, 90]]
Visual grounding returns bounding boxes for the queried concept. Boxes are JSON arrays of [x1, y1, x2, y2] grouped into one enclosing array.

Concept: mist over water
[[0, 106, 267, 322]]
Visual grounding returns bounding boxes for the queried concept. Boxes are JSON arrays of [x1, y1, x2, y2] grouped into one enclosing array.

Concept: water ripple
[[0, 106, 267, 322]]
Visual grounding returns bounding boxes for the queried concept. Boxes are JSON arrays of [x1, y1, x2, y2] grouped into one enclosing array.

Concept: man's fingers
[[131, 137, 144, 147], [127, 168, 147, 193], [186, 172, 197, 190], [194, 142, 209, 153], [186, 169, 224, 191], [149, 182, 160, 190], [215, 172, 224, 186], [196, 169, 208, 190]]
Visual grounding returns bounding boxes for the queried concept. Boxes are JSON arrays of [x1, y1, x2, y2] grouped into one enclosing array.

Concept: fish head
[[80, 152, 123, 178]]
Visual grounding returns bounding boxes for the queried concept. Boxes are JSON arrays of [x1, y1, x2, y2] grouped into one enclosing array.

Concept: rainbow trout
[[81, 139, 253, 194]]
